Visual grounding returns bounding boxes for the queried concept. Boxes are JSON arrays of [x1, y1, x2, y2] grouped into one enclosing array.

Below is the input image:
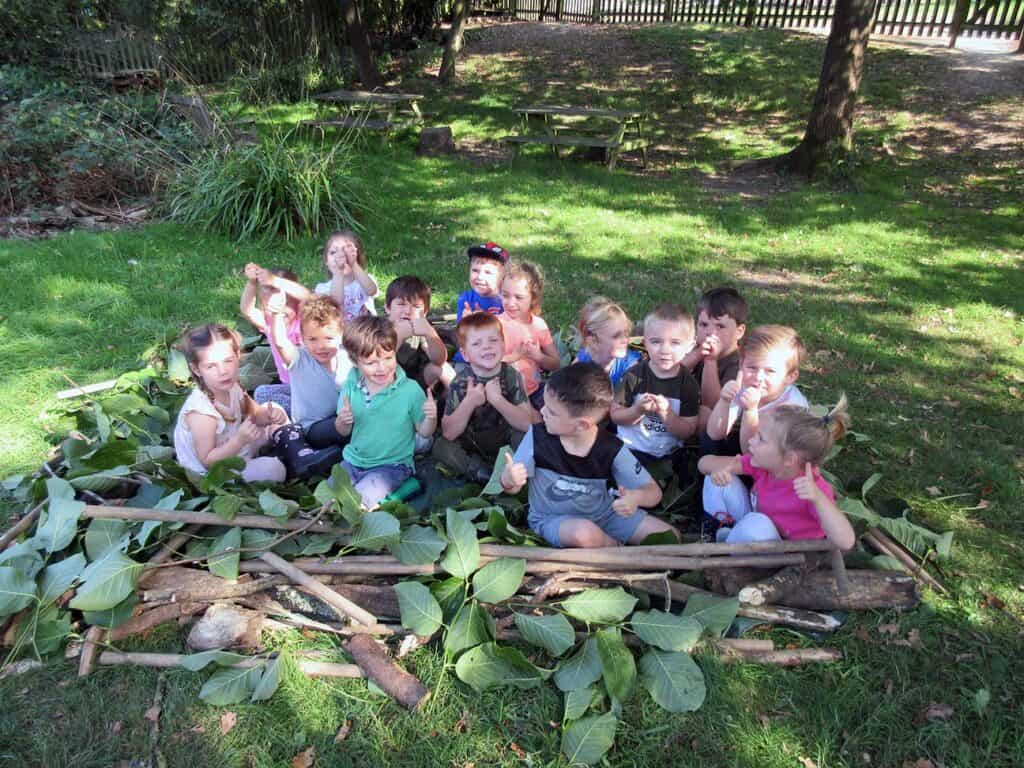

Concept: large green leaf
[[514, 612, 576, 657], [394, 581, 443, 636], [24, 606, 72, 656], [486, 507, 528, 544], [45, 476, 75, 500], [0, 566, 37, 617], [595, 627, 635, 704], [199, 456, 246, 493], [682, 594, 739, 638], [440, 508, 480, 579], [179, 648, 250, 671], [83, 592, 138, 629], [208, 527, 242, 580], [471, 558, 525, 604], [327, 464, 364, 525], [0, 542, 44, 579], [562, 587, 637, 624], [258, 489, 296, 520], [561, 712, 617, 765], [445, 601, 494, 657], [430, 577, 468, 623], [638, 649, 706, 713], [391, 525, 446, 565], [454, 642, 545, 692], [69, 465, 132, 493], [250, 656, 282, 702], [34, 497, 84, 554], [554, 637, 603, 692], [630, 611, 703, 652], [351, 510, 400, 551], [199, 665, 263, 706], [241, 529, 277, 559], [836, 496, 953, 560], [562, 687, 598, 722], [69, 551, 143, 612], [481, 446, 512, 496], [38, 553, 87, 604], [211, 493, 244, 521], [84, 518, 129, 561]]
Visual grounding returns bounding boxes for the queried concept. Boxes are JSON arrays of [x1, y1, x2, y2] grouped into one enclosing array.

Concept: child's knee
[[559, 520, 615, 548]]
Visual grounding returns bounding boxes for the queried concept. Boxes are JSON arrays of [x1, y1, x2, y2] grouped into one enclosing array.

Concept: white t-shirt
[[173, 385, 259, 475], [728, 384, 809, 427], [315, 277, 378, 320]]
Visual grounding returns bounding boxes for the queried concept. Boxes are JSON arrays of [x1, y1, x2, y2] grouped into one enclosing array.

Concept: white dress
[[314, 277, 378, 320], [173, 385, 260, 475]]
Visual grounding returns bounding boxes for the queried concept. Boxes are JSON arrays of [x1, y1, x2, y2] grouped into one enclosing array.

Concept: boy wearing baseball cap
[[456, 242, 509, 321]]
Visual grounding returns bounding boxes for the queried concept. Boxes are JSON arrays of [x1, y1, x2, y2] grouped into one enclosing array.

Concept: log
[[344, 634, 430, 710], [108, 602, 207, 642], [258, 552, 377, 626], [738, 566, 805, 606], [78, 625, 106, 677], [84, 505, 346, 535], [476, 543, 807, 571], [238, 558, 613, 577], [0, 502, 44, 551], [137, 524, 203, 588], [325, 584, 400, 619], [719, 648, 842, 666], [715, 567, 919, 612], [97, 650, 362, 678], [143, 575, 289, 604], [864, 528, 947, 595]]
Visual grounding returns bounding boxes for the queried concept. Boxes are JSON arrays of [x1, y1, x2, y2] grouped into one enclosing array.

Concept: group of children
[[174, 232, 856, 552]]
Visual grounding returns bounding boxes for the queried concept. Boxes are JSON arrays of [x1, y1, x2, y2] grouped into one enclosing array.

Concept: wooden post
[[556, 0, 564, 20], [592, 0, 602, 23], [948, 0, 971, 46]]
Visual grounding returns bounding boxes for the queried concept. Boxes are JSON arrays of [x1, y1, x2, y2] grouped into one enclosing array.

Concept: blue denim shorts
[[529, 505, 647, 548]]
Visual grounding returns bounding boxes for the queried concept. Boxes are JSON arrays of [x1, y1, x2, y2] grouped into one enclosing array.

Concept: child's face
[[357, 347, 398, 389], [644, 319, 693, 375], [386, 296, 427, 322], [540, 392, 583, 436], [301, 319, 344, 366], [741, 345, 798, 404], [469, 258, 502, 297], [192, 339, 240, 395], [696, 311, 745, 356], [587, 317, 630, 365], [325, 237, 358, 273], [748, 417, 788, 473], [462, 326, 505, 374], [499, 277, 531, 320], [261, 287, 296, 323]]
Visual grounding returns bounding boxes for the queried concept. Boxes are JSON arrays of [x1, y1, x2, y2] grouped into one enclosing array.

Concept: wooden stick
[[492, 540, 837, 558], [864, 528, 947, 595], [0, 502, 44, 551], [719, 648, 842, 666], [830, 548, 851, 594], [344, 634, 430, 710], [83, 505, 346, 535], [137, 525, 203, 589], [56, 378, 119, 400], [258, 552, 377, 626], [142, 575, 289, 604], [78, 625, 106, 677], [97, 650, 363, 678], [108, 602, 208, 642], [238, 558, 613, 577], [477, 543, 807, 570]]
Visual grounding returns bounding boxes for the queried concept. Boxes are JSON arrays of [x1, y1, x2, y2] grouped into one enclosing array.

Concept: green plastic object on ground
[[383, 476, 422, 503]]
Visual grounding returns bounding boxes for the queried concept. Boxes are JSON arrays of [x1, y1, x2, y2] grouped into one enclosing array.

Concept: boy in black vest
[[501, 362, 678, 548]]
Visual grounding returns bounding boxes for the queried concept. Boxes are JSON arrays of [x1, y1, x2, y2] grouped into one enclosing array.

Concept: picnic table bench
[[301, 90, 425, 144], [503, 105, 650, 170]]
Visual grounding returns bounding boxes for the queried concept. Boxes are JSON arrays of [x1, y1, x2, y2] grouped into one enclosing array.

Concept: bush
[[231, 56, 351, 105], [165, 130, 364, 241]]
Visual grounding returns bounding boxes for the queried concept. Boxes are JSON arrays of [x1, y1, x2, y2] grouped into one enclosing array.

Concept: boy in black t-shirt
[[611, 304, 700, 484], [502, 363, 678, 548], [384, 275, 453, 390]]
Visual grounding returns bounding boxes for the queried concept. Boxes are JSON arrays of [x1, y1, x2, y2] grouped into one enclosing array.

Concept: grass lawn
[[2, 21, 1023, 768]]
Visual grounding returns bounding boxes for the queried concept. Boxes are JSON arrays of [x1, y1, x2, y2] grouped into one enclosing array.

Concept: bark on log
[[84, 505, 345, 535], [719, 648, 843, 666], [143, 575, 289, 604], [0, 503, 43, 551], [717, 567, 919, 611], [108, 602, 207, 642], [258, 552, 377, 626], [137, 524, 202, 588], [738, 566, 805, 606], [344, 634, 430, 710], [97, 650, 363, 678]]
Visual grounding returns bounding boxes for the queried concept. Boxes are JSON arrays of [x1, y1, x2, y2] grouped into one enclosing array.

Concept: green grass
[[2, 22, 1024, 768]]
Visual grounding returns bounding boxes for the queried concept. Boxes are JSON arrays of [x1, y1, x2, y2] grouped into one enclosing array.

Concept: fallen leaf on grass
[[455, 709, 470, 734], [798, 757, 818, 768], [143, 706, 161, 724], [982, 592, 1006, 611], [509, 742, 527, 759], [903, 759, 935, 768], [878, 622, 900, 636], [111, 721, 123, 734], [854, 626, 871, 642], [893, 628, 924, 649], [925, 486, 941, 496], [916, 702, 954, 724], [334, 720, 351, 744], [189, 725, 206, 734], [291, 747, 315, 768], [220, 711, 237, 735]]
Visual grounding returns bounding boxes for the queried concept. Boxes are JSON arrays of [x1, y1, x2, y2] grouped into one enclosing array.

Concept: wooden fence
[[482, 0, 1024, 45], [66, 33, 241, 84]]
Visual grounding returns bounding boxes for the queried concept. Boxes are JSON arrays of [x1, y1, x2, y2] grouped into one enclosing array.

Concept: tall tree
[[438, 0, 470, 85], [341, 0, 383, 89], [776, 0, 874, 177]]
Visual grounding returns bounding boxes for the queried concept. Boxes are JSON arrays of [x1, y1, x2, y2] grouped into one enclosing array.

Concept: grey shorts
[[529, 505, 647, 548]]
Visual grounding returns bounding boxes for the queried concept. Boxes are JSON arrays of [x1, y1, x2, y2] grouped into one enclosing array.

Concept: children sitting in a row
[[173, 235, 854, 552]]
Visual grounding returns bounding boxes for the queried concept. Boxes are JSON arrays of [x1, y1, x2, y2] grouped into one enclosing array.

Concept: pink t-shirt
[[741, 454, 832, 540], [499, 313, 553, 395], [267, 315, 302, 384]]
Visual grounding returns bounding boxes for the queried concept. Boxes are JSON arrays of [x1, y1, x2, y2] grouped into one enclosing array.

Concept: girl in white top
[[173, 324, 288, 483], [314, 230, 379, 320]]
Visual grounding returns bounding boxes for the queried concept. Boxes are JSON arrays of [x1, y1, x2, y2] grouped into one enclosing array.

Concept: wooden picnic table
[[301, 89, 425, 141], [503, 104, 650, 170]]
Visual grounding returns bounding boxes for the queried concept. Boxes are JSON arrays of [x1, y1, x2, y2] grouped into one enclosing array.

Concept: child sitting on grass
[[682, 287, 748, 431], [574, 296, 642, 389], [456, 242, 508, 320], [314, 230, 379, 320], [501, 362, 678, 548], [433, 313, 535, 483], [384, 275, 454, 390], [173, 324, 288, 483], [698, 397, 855, 549], [610, 304, 700, 484], [335, 317, 438, 509], [498, 261, 561, 410]]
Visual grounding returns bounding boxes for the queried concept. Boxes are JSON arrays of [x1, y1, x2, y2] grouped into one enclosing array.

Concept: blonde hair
[[299, 294, 344, 329], [503, 261, 544, 316], [643, 303, 694, 339], [577, 296, 630, 344], [768, 395, 851, 465], [741, 324, 804, 374], [322, 230, 367, 273]]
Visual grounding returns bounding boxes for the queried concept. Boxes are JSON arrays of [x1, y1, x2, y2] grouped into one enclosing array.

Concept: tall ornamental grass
[[165, 129, 363, 241]]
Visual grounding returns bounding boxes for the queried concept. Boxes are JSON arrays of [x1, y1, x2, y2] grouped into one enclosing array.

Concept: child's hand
[[244, 263, 262, 282], [267, 403, 288, 428], [637, 393, 658, 414], [611, 487, 640, 517], [651, 394, 671, 421], [337, 396, 354, 429], [411, 317, 433, 337], [501, 449, 528, 489], [720, 380, 741, 403], [464, 379, 487, 408], [710, 469, 734, 487], [739, 386, 762, 410], [236, 419, 262, 447], [422, 387, 438, 421], [484, 377, 503, 404], [701, 334, 721, 359], [265, 291, 287, 315], [521, 339, 542, 361], [461, 301, 478, 318], [793, 462, 825, 505]]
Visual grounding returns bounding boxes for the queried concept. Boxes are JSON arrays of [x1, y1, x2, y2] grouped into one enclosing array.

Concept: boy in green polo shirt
[[335, 316, 438, 509]]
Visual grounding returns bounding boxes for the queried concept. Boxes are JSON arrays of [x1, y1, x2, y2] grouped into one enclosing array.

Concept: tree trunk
[[777, 0, 874, 177], [341, 0, 383, 89], [439, 0, 470, 85]]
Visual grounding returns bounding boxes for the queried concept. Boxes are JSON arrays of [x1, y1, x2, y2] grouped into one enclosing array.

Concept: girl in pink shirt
[[498, 262, 561, 410], [697, 397, 856, 550]]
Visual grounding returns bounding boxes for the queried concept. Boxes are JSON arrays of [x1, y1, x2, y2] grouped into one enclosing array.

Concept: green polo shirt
[[338, 366, 426, 469]]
